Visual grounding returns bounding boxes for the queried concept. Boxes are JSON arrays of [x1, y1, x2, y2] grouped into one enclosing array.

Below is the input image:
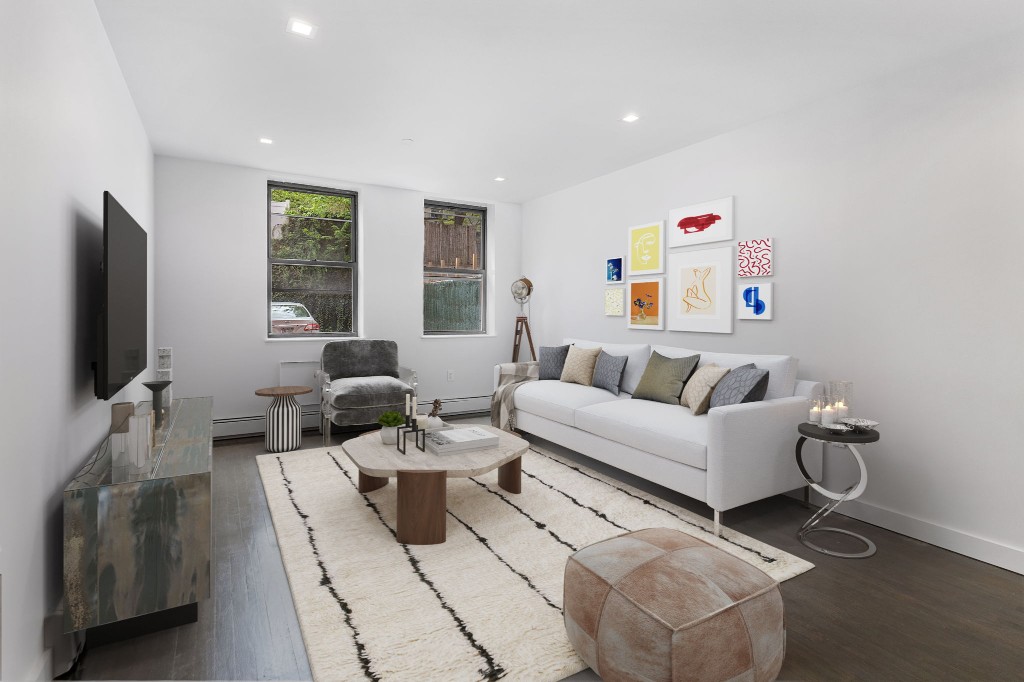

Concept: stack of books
[[424, 427, 499, 454]]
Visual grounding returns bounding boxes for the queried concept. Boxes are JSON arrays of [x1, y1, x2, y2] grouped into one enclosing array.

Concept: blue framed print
[[606, 256, 624, 284]]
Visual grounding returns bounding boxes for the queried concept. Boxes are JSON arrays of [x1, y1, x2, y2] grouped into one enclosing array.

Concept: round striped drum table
[[255, 385, 312, 453]]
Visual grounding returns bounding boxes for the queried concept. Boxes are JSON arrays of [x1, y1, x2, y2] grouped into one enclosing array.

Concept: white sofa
[[494, 338, 822, 534]]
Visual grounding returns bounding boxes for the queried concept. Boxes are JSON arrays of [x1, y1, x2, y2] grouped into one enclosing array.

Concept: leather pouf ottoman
[[563, 528, 785, 682]]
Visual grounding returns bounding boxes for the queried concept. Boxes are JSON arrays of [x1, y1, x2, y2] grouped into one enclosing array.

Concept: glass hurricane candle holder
[[808, 395, 823, 424], [829, 381, 853, 419]]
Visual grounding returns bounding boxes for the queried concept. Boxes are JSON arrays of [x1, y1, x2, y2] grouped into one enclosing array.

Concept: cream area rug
[[256, 444, 813, 682]]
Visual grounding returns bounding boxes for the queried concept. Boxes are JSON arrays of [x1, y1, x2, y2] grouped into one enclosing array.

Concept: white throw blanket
[[490, 361, 539, 431]]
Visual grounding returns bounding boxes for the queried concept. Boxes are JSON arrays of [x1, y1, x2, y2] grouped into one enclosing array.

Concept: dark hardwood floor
[[71, 419, 1024, 681]]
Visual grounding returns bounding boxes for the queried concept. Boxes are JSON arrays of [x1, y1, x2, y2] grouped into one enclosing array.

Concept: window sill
[[420, 333, 495, 339], [265, 336, 359, 343]]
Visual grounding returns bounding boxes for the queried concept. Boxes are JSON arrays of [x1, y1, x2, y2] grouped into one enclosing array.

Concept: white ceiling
[[95, 0, 1024, 203]]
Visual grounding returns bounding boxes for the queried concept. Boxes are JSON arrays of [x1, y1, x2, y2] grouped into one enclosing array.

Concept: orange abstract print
[[630, 280, 660, 324]]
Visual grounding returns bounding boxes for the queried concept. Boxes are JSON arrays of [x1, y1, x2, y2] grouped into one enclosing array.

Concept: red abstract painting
[[676, 213, 722, 234]]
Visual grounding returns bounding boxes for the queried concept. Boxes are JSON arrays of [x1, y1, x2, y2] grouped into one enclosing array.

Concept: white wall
[[0, 1, 155, 678], [154, 156, 522, 435], [522, 34, 1024, 572]]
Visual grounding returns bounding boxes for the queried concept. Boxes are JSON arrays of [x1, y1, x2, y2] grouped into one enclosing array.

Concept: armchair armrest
[[705, 396, 810, 513], [398, 366, 418, 394], [314, 369, 331, 395]]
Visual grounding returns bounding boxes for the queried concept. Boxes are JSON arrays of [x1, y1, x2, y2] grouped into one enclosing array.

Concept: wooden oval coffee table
[[341, 425, 529, 545], [255, 385, 312, 453]]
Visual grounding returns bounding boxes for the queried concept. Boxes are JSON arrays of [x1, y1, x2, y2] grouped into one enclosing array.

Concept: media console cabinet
[[64, 396, 213, 636]]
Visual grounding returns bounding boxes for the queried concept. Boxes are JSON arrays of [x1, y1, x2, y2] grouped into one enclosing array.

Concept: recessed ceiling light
[[259, 137, 273, 144], [494, 177, 506, 182], [621, 113, 640, 123], [287, 19, 316, 37]]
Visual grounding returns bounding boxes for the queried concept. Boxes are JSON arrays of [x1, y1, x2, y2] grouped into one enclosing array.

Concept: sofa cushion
[[327, 376, 413, 409], [513, 380, 625, 427], [592, 351, 628, 395], [681, 364, 731, 415], [561, 345, 602, 386], [652, 344, 797, 400], [540, 345, 571, 380], [709, 366, 769, 408], [574, 400, 708, 470], [565, 339, 651, 395], [632, 352, 700, 405]]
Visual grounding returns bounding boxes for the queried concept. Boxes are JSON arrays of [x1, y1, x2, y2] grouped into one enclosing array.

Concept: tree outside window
[[268, 183, 357, 336]]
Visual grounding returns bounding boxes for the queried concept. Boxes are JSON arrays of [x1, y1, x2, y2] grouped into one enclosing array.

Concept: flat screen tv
[[95, 191, 147, 400]]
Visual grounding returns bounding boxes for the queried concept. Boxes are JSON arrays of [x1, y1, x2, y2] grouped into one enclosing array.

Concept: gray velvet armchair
[[316, 339, 418, 445]]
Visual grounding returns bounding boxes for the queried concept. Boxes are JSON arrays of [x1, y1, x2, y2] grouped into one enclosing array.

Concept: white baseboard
[[801, 490, 1023, 574], [214, 411, 321, 439]]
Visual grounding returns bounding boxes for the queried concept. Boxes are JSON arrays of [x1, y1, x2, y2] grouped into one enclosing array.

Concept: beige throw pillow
[[681, 364, 731, 415], [560, 345, 602, 386]]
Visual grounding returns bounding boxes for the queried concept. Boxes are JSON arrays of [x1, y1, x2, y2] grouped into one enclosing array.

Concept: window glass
[[423, 203, 485, 334], [269, 184, 357, 336]]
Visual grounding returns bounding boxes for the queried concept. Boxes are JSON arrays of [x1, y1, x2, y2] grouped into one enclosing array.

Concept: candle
[[822, 404, 836, 425], [809, 405, 821, 423], [412, 397, 417, 416], [835, 401, 849, 419], [405, 394, 410, 416]]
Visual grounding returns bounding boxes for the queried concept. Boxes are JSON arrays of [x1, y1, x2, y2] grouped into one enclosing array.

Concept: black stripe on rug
[[327, 452, 507, 681], [466, 477, 578, 552], [446, 509, 562, 612], [276, 457, 380, 681], [529, 449, 778, 564], [521, 469, 630, 534]]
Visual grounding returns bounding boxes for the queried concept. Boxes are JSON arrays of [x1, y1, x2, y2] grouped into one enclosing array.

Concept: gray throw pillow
[[592, 351, 628, 395], [631, 351, 700, 404], [709, 365, 769, 408], [539, 345, 570, 380]]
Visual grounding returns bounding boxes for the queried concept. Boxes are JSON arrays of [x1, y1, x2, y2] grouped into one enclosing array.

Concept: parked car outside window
[[271, 302, 320, 333]]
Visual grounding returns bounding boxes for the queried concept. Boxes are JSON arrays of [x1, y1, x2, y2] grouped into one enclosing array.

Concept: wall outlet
[[446, 370, 455, 382]]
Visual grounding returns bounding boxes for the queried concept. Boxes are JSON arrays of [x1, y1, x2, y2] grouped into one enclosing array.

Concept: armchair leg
[[322, 412, 330, 447], [713, 510, 722, 536]]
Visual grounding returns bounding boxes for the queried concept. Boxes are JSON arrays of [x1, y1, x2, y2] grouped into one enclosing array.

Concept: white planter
[[426, 416, 445, 430], [380, 426, 399, 444]]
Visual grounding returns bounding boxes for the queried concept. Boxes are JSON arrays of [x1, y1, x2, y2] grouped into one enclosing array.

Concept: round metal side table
[[796, 422, 879, 559]]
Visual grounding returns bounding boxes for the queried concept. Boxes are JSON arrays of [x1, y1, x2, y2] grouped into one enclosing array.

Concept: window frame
[[267, 181, 359, 338], [423, 200, 487, 336]]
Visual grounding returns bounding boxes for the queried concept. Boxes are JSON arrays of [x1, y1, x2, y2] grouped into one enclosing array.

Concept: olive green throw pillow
[[631, 351, 700, 404], [560, 345, 602, 386]]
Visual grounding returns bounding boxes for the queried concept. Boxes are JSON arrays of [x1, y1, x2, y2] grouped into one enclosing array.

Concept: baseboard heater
[[214, 397, 490, 440]]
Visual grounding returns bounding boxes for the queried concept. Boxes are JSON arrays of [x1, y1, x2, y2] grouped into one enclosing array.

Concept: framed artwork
[[738, 283, 773, 320], [668, 196, 734, 248], [627, 222, 665, 276], [737, 237, 773, 277], [604, 287, 625, 316], [627, 278, 664, 330], [605, 256, 624, 284], [666, 246, 733, 334]]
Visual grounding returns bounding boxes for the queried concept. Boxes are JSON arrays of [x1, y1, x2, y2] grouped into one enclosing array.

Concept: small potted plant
[[378, 410, 405, 444]]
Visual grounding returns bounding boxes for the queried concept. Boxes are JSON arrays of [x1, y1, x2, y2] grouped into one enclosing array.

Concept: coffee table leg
[[397, 470, 447, 545], [358, 471, 389, 493], [498, 456, 521, 494]]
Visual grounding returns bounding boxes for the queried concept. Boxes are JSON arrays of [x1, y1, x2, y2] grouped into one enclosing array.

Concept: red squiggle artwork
[[737, 238, 773, 277]]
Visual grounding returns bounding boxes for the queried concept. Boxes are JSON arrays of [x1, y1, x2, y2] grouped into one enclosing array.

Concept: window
[[423, 202, 486, 334], [268, 182, 357, 337]]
